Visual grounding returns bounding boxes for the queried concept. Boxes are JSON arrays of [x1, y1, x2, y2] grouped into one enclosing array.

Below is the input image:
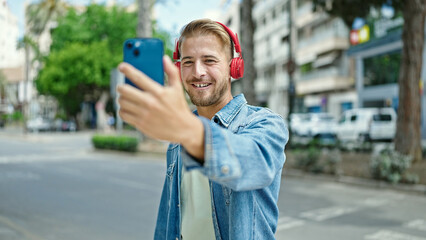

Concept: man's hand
[[116, 56, 205, 160]]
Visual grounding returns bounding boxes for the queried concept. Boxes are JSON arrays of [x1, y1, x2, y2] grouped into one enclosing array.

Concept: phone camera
[[133, 49, 140, 56], [126, 42, 133, 49]]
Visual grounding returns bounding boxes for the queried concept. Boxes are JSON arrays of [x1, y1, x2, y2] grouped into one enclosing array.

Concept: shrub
[[11, 111, 23, 122], [320, 148, 342, 175], [92, 135, 139, 152], [370, 148, 414, 184], [294, 146, 322, 173]]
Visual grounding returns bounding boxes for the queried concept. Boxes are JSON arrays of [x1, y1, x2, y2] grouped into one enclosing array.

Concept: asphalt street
[[0, 131, 426, 240]]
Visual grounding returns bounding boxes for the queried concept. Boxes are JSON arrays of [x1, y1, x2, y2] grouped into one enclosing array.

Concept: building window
[[341, 102, 353, 112], [363, 51, 401, 87]]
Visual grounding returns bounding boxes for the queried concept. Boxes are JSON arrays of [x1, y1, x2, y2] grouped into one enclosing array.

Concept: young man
[[117, 19, 288, 240]]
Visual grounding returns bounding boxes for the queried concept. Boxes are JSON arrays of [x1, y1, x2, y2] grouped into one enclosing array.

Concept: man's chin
[[190, 96, 216, 107]]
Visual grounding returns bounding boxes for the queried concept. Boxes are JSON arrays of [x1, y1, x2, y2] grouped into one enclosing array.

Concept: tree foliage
[[37, 41, 113, 116], [36, 3, 173, 119], [36, 4, 137, 118], [50, 4, 138, 65], [312, 0, 404, 27]]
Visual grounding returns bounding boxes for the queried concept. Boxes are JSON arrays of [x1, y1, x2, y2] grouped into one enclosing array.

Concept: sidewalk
[[283, 168, 426, 196]]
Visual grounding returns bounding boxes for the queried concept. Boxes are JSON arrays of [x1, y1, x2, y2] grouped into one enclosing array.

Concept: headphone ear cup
[[230, 57, 244, 79]]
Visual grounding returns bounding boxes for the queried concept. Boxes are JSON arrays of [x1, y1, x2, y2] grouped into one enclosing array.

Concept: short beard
[[185, 78, 229, 107]]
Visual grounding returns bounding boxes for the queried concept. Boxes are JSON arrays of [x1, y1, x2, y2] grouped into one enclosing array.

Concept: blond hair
[[178, 19, 234, 60]]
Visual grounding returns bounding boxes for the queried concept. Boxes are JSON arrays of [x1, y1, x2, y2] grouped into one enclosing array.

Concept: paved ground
[[0, 130, 425, 240]]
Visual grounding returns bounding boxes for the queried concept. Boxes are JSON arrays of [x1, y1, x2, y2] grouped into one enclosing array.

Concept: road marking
[[0, 216, 44, 240], [0, 151, 88, 164], [360, 198, 390, 208], [364, 230, 426, 240], [276, 217, 305, 231], [405, 219, 426, 231], [299, 206, 358, 221]]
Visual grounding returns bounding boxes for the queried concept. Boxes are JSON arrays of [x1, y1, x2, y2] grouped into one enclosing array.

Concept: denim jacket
[[154, 94, 288, 240]]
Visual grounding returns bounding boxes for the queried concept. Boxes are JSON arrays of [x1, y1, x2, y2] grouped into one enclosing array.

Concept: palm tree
[[19, 0, 68, 131], [26, 0, 68, 37]]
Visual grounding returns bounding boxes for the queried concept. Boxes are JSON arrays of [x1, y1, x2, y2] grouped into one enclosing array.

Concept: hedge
[[92, 135, 139, 152]]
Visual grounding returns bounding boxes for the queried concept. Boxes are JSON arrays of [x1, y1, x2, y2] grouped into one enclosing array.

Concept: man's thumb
[[163, 55, 181, 87]]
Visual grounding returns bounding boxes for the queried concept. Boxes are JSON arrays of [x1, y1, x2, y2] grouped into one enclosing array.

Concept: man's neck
[[196, 95, 233, 120]]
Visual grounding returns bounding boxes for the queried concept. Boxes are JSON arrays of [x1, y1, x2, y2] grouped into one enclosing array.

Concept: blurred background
[[0, 0, 426, 239]]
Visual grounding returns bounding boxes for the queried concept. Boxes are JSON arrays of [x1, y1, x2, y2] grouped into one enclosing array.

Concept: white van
[[336, 108, 397, 143]]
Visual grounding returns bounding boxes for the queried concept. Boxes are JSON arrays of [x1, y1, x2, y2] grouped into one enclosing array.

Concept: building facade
[[294, 0, 355, 118], [221, 0, 356, 119], [347, 14, 426, 138], [0, 0, 25, 114]]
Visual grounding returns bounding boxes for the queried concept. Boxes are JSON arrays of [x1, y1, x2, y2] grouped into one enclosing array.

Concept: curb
[[283, 168, 426, 196]]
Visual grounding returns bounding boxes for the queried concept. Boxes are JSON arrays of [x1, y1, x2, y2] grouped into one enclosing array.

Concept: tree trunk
[[95, 91, 109, 132], [137, 0, 152, 38], [23, 44, 30, 133], [241, 0, 257, 105], [395, 0, 425, 162]]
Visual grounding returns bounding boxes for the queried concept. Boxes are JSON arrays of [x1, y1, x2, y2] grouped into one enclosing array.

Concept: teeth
[[194, 83, 209, 88]]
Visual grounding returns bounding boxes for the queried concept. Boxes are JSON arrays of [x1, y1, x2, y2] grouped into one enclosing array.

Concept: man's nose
[[193, 61, 207, 79]]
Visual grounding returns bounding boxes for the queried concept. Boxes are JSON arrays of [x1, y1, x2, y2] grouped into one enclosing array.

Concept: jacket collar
[[214, 94, 247, 128], [194, 94, 247, 128]]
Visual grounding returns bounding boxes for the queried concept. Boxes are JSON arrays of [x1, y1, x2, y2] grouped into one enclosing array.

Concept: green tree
[[50, 4, 138, 65], [313, 0, 425, 162], [36, 41, 113, 118], [36, 3, 173, 121]]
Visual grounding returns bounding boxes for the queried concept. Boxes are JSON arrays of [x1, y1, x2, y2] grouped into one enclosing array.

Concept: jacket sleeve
[[181, 112, 288, 192]]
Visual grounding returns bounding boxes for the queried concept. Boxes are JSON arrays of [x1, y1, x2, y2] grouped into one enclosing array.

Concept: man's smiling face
[[180, 34, 232, 107]]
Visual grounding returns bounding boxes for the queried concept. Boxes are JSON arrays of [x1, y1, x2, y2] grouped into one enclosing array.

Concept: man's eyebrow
[[202, 55, 219, 60], [181, 56, 193, 61], [181, 55, 220, 61]]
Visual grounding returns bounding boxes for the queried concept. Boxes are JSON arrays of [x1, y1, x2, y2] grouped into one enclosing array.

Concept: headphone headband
[[215, 21, 242, 56]]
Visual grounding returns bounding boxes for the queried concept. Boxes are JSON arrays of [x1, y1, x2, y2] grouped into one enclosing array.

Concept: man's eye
[[205, 59, 216, 63], [182, 61, 193, 66]]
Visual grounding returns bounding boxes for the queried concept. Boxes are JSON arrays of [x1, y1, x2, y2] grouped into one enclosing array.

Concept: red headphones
[[173, 21, 244, 79]]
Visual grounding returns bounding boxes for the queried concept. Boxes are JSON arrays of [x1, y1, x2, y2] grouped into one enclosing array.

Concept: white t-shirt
[[180, 167, 216, 240]]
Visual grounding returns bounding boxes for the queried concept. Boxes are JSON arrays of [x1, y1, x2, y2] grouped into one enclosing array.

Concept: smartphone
[[123, 38, 164, 88]]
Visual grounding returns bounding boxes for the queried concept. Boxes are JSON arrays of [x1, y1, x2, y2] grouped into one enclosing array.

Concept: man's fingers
[[118, 62, 163, 94], [163, 55, 181, 88], [118, 96, 146, 116], [117, 83, 150, 104]]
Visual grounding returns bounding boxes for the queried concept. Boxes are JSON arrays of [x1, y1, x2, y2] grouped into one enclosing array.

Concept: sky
[[6, 0, 222, 40]]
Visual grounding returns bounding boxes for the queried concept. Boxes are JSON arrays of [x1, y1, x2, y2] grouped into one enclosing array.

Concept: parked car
[[291, 113, 337, 137], [305, 113, 337, 138], [53, 119, 77, 132], [290, 112, 337, 146], [289, 113, 309, 136], [336, 108, 397, 143], [26, 117, 52, 132]]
